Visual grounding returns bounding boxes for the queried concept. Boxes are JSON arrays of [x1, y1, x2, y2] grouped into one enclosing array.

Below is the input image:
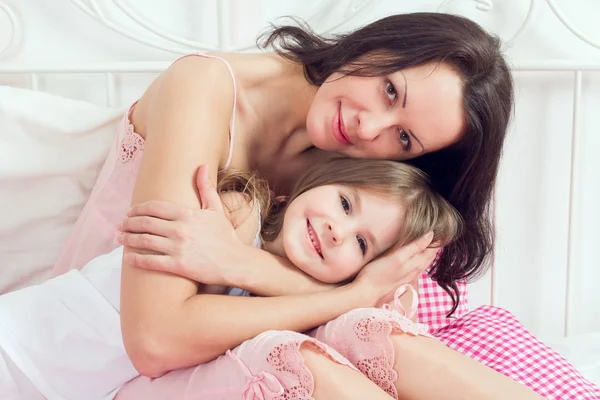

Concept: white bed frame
[[1, 0, 599, 340]]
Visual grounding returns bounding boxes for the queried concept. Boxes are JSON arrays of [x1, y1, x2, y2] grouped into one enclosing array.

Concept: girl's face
[[306, 62, 465, 161], [266, 184, 406, 283]]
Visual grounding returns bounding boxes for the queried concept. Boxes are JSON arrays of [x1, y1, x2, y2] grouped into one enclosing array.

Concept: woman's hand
[[353, 232, 437, 307], [118, 165, 244, 286]]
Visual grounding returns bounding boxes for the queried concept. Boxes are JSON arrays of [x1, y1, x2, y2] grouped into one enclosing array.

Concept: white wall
[[1, 0, 599, 339]]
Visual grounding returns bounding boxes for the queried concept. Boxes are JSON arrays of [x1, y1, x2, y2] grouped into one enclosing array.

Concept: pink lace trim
[[267, 341, 314, 400], [119, 121, 144, 164], [350, 285, 432, 399], [352, 314, 398, 398]]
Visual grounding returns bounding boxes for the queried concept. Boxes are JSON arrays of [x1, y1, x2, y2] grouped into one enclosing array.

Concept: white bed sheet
[[0, 86, 125, 294]]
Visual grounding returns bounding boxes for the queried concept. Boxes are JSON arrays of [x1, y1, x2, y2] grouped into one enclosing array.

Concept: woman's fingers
[[127, 200, 185, 220], [356, 232, 440, 307], [390, 231, 434, 263], [196, 164, 225, 213], [118, 232, 174, 255], [119, 216, 181, 238], [123, 252, 178, 272], [411, 247, 439, 275], [384, 234, 438, 283], [423, 247, 439, 268]]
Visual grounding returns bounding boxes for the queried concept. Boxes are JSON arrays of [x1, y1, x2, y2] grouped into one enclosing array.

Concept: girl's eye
[[357, 236, 367, 255], [340, 196, 350, 215], [385, 80, 397, 103], [398, 129, 411, 151]]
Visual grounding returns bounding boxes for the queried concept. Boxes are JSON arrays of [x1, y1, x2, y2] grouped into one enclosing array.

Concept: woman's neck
[[221, 52, 326, 195], [240, 54, 318, 167]]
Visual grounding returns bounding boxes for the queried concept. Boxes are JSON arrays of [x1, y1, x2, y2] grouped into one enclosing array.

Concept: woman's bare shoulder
[[132, 55, 237, 139]]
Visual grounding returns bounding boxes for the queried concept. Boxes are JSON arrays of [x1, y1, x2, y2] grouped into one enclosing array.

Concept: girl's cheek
[[336, 255, 356, 277]]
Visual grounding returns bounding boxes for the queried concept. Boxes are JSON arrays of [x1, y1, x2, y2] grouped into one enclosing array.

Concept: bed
[[0, 0, 599, 386]]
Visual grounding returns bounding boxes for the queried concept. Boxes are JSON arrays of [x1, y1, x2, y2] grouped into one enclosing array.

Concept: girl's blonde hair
[[219, 157, 462, 252], [217, 169, 272, 225], [262, 157, 462, 248]]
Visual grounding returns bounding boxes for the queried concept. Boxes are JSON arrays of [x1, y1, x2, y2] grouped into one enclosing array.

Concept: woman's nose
[[356, 113, 393, 142]]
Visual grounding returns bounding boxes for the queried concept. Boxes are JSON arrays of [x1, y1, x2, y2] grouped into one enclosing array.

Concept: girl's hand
[[353, 232, 437, 307], [118, 165, 244, 286]]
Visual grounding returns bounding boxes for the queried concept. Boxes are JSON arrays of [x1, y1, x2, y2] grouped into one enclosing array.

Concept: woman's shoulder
[[165, 52, 272, 84], [159, 54, 238, 99], [131, 54, 238, 139]]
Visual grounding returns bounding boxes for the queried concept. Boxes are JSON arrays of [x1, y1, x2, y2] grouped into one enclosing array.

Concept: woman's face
[[306, 62, 466, 160], [267, 184, 406, 284]]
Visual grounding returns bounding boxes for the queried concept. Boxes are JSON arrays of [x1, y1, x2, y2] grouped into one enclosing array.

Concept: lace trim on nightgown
[[119, 119, 144, 164], [261, 286, 431, 400], [265, 332, 355, 400], [266, 340, 314, 400], [352, 285, 431, 399]]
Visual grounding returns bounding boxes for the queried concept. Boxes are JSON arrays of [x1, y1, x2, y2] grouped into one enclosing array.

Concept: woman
[[47, 11, 593, 399]]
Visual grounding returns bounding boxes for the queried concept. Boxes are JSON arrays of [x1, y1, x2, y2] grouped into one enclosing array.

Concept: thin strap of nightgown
[[381, 284, 419, 320], [174, 53, 238, 170]]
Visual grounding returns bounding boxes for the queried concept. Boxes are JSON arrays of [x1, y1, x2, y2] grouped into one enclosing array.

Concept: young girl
[[0, 158, 466, 400]]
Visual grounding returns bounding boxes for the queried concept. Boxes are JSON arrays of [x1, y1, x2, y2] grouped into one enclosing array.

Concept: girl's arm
[[121, 194, 426, 301], [121, 200, 336, 297], [213, 190, 337, 294], [221, 189, 421, 319]]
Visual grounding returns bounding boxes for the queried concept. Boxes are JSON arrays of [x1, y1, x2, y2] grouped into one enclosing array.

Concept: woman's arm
[[217, 189, 337, 294], [226, 244, 337, 296], [120, 56, 434, 378], [119, 57, 367, 376], [220, 191, 337, 294], [121, 200, 336, 297], [119, 56, 233, 377], [127, 173, 433, 378], [123, 180, 433, 379], [121, 191, 429, 303], [215, 189, 421, 316], [122, 163, 432, 378]]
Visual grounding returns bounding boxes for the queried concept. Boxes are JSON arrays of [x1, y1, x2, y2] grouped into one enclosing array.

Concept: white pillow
[[0, 86, 125, 294]]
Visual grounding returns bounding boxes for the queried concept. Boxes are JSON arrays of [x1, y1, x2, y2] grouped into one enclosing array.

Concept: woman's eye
[[340, 196, 350, 215], [357, 236, 367, 255], [398, 129, 411, 151], [385, 80, 397, 103]]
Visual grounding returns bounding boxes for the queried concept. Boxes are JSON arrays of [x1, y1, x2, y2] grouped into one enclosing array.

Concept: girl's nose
[[325, 221, 344, 246]]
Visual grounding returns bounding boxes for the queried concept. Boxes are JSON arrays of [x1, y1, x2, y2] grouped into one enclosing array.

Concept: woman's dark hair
[[259, 12, 514, 315]]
